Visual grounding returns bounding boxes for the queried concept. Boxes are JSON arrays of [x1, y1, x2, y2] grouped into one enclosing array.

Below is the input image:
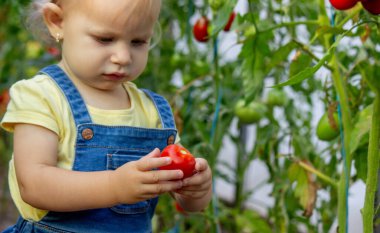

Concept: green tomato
[[26, 41, 42, 59], [316, 112, 340, 141], [234, 100, 267, 124], [244, 25, 257, 38], [208, 0, 224, 11], [267, 89, 288, 107]]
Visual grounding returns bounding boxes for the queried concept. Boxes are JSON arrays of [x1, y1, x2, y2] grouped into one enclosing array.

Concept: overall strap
[[39, 65, 92, 126], [142, 89, 176, 129]]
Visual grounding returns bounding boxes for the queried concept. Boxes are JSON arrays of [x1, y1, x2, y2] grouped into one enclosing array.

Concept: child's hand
[[175, 158, 212, 200], [110, 148, 184, 204]]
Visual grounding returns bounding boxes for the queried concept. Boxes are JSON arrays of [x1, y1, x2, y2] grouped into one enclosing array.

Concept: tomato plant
[[159, 144, 196, 178], [329, 0, 359, 10], [193, 16, 209, 43], [316, 112, 340, 141]]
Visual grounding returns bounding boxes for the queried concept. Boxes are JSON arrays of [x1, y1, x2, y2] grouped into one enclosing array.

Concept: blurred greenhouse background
[[1, 0, 380, 233]]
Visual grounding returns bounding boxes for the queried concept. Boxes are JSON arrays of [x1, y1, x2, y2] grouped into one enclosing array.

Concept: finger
[[183, 170, 212, 187], [194, 158, 208, 172], [137, 149, 172, 171], [145, 148, 161, 158], [142, 169, 184, 184], [143, 180, 183, 195]]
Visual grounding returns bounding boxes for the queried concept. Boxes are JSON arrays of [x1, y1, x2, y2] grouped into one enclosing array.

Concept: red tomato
[[193, 16, 209, 42], [329, 0, 358, 10], [47, 47, 61, 57], [224, 12, 236, 32], [159, 144, 196, 178], [361, 0, 380, 14], [174, 201, 186, 214], [0, 89, 10, 113]]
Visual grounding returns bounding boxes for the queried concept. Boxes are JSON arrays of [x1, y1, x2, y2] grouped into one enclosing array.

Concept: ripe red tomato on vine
[[159, 144, 196, 178], [224, 12, 236, 32], [193, 16, 209, 42], [361, 0, 380, 14], [0, 89, 10, 113], [329, 0, 358, 10]]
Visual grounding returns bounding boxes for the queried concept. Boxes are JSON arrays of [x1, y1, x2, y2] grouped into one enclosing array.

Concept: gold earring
[[55, 33, 61, 43]]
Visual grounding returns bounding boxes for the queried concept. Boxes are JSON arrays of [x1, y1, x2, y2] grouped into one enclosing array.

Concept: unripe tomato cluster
[[329, 0, 380, 14]]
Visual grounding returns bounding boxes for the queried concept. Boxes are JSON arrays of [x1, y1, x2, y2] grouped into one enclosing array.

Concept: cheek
[[133, 51, 149, 74]]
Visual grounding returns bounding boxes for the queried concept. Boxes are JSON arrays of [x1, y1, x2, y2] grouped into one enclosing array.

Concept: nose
[[110, 43, 132, 66]]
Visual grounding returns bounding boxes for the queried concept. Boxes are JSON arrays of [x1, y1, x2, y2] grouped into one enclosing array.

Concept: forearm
[[19, 165, 118, 212]]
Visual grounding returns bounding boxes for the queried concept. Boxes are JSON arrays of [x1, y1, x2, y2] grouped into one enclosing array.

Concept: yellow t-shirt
[[1, 74, 179, 221]]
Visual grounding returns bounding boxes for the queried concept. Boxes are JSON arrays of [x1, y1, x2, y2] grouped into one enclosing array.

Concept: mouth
[[103, 73, 127, 81]]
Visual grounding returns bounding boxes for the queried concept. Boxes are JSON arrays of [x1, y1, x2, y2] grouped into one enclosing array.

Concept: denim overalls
[[5, 65, 177, 233]]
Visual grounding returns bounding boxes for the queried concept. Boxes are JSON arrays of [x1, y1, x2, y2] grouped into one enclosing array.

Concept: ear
[[42, 3, 64, 39]]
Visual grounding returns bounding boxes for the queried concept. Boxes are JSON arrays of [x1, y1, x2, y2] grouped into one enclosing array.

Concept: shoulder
[[2, 74, 66, 133], [10, 74, 59, 97]]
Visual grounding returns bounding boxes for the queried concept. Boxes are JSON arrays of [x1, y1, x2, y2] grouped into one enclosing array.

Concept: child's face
[[58, 0, 160, 91]]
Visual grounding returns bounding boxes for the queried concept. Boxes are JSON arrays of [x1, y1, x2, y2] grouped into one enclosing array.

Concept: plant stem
[[297, 160, 338, 188], [330, 53, 353, 233], [362, 95, 380, 233], [319, 0, 353, 231]]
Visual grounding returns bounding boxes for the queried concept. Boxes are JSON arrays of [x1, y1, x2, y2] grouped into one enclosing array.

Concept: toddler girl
[[1, 0, 213, 232]]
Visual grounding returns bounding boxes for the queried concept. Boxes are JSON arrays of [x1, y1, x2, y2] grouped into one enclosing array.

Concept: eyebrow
[[88, 27, 153, 39]]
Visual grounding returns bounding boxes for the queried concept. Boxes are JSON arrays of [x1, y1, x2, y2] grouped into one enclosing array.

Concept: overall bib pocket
[[107, 151, 151, 214]]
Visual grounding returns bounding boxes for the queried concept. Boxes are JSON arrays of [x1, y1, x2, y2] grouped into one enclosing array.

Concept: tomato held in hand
[[160, 144, 196, 178], [193, 16, 209, 43], [361, 0, 380, 15], [329, 0, 359, 10]]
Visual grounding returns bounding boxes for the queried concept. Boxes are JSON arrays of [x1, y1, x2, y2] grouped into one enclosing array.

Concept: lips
[[103, 72, 126, 81]]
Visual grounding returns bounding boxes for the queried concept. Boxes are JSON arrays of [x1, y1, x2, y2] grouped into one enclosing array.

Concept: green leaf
[[236, 209, 272, 233], [272, 35, 344, 88], [359, 63, 380, 94], [210, 0, 238, 36], [315, 26, 351, 38], [349, 104, 373, 155], [272, 51, 331, 88], [268, 41, 297, 71], [354, 148, 368, 182], [289, 51, 313, 77], [288, 163, 305, 183]]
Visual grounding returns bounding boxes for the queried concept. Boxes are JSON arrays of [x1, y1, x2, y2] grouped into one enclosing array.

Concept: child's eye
[[131, 39, 147, 46], [95, 37, 114, 44]]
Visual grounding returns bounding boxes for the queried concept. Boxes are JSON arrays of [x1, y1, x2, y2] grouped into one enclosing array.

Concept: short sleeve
[[1, 77, 60, 134]]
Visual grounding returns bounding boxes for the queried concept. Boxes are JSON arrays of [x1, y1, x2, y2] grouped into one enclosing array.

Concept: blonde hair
[[24, 0, 55, 46], [24, 0, 162, 48]]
